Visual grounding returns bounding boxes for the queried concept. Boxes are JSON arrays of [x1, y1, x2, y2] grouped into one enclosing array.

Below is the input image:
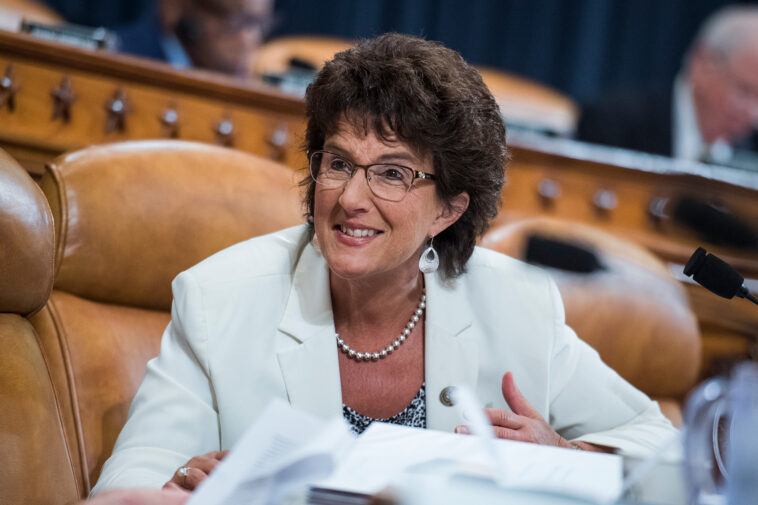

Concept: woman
[[93, 33, 675, 495]]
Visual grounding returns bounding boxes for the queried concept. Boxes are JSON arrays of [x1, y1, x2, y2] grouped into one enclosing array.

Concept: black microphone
[[684, 247, 758, 305]]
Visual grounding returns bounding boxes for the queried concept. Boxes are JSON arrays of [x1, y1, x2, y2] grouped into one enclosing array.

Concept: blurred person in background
[[115, 0, 274, 77], [578, 5, 758, 168]]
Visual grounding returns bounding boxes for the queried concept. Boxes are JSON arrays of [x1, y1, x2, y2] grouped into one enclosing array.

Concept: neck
[[330, 268, 424, 336]]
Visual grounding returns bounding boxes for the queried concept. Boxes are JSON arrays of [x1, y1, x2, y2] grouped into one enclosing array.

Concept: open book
[[187, 399, 622, 505]]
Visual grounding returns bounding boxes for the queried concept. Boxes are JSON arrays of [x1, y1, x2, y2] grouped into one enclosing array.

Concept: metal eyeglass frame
[[309, 149, 436, 202]]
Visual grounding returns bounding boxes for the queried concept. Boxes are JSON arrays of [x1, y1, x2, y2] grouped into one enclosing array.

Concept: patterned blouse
[[342, 383, 427, 435]]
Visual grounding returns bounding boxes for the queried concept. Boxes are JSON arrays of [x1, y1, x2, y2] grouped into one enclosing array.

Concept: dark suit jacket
[[577, 87, 758, 159], [576, 88, 673, 156], [114, 11, 169, 62]]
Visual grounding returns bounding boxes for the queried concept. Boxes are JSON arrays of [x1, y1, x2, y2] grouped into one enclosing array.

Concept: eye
[[375, 165, 411, 183], [329, 157, 352, 173]]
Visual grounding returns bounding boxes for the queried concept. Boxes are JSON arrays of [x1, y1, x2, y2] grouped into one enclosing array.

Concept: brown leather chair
[[250, 39, 578, 138], [0, 149, 81, 504], [250, 35, 355, 76], [0, 0, 63, 31], [481, 217, 701, 426], [476, 67, 578, 136], [29, 140, 304, 496]]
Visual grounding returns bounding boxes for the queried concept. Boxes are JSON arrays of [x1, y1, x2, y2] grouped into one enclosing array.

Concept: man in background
[[116, 0, 274, 77], [577, 5, 758, 169]]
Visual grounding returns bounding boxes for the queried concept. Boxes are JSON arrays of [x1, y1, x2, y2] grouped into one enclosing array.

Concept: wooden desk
[[0, 29, 307, 176], [502, 131, 758, 378]]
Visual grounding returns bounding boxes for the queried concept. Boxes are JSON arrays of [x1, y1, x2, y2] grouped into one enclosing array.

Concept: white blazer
[[93, 225, 676, 492]]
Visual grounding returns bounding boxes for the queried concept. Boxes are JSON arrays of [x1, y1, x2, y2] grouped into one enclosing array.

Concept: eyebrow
[[323, 142, 419, 166]]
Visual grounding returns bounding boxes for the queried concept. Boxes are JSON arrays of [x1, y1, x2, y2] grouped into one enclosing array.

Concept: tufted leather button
[[439, 386, 456, 407]]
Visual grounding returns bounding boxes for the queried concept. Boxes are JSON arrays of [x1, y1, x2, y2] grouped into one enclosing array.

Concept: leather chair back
[[0, 0, 64, 31], [251, 35, 355, 76], [31, 140, 304, 494], [476, 67, 578, 136], [250, 38, 578, 138], [481, 217, 701, 424], [0, 149, 81, 505]]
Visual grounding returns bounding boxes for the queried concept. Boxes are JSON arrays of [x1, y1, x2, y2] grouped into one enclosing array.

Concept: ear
[[430, 192, 469, 237]]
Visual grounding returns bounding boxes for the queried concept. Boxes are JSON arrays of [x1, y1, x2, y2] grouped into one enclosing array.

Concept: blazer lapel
[[276, 243, 343, 420], [424, 272, 479, 432]]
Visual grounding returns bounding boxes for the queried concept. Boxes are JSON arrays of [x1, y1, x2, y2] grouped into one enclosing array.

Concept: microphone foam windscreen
[[693, 253, 745, 299], [684, 247, 706, 277]]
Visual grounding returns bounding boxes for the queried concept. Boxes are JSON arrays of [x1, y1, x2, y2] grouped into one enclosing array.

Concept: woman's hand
[[455, 372, 574, 449], [164, 450, 229, 491]]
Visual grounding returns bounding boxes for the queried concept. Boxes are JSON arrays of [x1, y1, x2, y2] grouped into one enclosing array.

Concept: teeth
[[340, 225, 377, 237]]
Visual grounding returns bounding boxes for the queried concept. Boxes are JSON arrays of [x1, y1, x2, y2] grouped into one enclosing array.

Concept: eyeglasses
[[309, 150, 436, 202]]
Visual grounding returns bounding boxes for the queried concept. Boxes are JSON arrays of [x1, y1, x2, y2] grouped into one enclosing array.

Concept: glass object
[[684, 361, 758, 505]]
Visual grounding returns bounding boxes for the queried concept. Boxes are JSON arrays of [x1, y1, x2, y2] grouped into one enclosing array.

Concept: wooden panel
[[0, 30, 307, 176], [501, 133, 758, 275]]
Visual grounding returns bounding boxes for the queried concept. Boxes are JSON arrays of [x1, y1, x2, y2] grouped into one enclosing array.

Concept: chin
[[326, 260, 377, 280]]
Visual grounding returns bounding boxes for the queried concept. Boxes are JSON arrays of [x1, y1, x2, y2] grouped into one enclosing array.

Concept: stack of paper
[[319, 422, 622, 503], [187, 399, 622, 505]]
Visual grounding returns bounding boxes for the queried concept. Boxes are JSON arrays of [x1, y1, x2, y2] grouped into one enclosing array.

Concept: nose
[[338, 167, 372, 211]]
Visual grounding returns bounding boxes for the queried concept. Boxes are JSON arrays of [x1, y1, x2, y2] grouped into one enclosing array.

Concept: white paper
[[186, 399, 353, 505], [318, 422, 622, 503], [186, 397, 621, 505]]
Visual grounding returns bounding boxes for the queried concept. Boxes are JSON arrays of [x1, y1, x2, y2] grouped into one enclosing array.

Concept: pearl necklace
[[336, 290, 426, 362]]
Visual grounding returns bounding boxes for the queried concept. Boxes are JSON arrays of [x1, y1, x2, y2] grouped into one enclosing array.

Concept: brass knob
[[267, 124, 288, 161], [537, 178, 560, 208], [593, 189, 617, 215], [160, 106, 180, 138], [0, 63, 18, 112], [51, 75, 75, 123], [104, 88, 129, 133], [214, 118, 234, 147]]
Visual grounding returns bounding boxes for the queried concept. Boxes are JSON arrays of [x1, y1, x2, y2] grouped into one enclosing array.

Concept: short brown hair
[[302, 33, 507, 278]]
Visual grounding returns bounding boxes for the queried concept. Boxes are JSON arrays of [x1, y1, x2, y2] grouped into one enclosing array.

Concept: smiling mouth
[[336, 225, 383, 237]]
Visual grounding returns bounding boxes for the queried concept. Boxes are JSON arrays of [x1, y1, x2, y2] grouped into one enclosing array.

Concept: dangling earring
[[419, 236, 439, 274]]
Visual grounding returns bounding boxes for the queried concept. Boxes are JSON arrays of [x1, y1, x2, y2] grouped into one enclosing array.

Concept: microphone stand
[[739, 286, 758, 306]]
